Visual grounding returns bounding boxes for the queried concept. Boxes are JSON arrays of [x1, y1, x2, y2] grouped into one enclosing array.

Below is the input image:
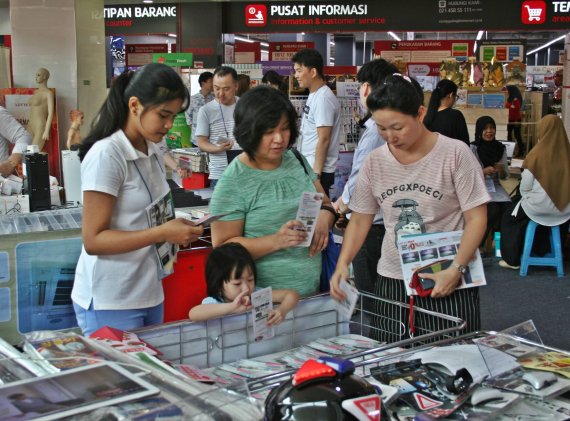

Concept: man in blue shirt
[[333, 59, 398, 295]]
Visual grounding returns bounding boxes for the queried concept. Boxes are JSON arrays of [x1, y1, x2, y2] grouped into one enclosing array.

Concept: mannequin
[[27, 68, 55, 151], [66, 109, 84, 150]]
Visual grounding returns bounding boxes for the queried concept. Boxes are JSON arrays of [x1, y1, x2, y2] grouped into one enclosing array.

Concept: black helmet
[[265, 357, 387, 420]]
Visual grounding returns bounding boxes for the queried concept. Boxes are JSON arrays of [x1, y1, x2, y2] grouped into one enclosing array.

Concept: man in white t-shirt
[[0, 106, 31, 177], [195, 66, 241, 187], [292, 49, 341, 197]]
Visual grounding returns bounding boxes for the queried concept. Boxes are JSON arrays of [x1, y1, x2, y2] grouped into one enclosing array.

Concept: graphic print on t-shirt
[[393, 199, 426, 246]]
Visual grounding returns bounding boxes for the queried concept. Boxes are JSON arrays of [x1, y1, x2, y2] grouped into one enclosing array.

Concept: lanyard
[[218, 102, 230, 138], [132, 154, 163, 204]]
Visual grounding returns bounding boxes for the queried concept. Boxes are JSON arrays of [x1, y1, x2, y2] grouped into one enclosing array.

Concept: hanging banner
[[374, 40, 475, 63], [222, 0, 570, 33], [268, 42, 315, 61], [126, 44, 170, 68]]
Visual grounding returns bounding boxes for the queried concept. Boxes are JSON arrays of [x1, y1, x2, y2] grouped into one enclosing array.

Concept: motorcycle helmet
[[265, 357, 387, 421]]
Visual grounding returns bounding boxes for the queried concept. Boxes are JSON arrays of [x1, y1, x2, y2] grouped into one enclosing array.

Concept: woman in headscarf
[[499, 114, 570, 268], [471, 116, 511, 252]]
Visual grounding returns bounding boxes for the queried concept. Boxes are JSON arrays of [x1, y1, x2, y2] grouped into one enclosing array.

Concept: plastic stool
[[520, 221, 564, 277]]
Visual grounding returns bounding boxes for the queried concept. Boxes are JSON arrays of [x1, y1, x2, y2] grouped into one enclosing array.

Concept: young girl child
[[189, 243, 299, 324]]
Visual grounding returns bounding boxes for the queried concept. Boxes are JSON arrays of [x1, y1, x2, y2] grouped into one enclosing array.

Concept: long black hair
[[423, 79, 458, 128], [366, 74, 424, 116], [506, 85, 523, 103], [79, 63, 189, 161]]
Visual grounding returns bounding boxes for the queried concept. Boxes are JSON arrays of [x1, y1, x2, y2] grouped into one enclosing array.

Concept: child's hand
[[231, 290, 252, 313], [267, 309, 284, 326]]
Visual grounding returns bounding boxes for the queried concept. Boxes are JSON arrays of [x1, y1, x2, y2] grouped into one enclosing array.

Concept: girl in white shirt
[[72, 63, 204, 336]]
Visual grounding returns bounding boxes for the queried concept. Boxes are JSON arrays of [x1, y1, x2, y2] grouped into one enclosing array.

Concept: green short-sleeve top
[[209, 150, 321, 296]]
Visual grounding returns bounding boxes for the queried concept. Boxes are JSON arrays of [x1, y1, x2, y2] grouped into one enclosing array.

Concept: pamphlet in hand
[[295, 191, 324, 247], [145, 191, 177, 275], [396, 230, 486, 296], [251, 287, 275, 342], [334, 280, 359, 320]]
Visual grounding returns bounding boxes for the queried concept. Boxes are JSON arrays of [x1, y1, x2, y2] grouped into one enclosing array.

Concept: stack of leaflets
[[22, 334, 109, 373], [217, 359, 288, 379], [518, 351, 570, 379], [90, 326, 161, 356], [0, 337, 47, 383]]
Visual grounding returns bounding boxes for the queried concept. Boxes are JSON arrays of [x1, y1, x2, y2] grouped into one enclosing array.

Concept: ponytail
[[79, 63, 189, 162], [79, 71, 133, 161], [423, 79, 458, 129]]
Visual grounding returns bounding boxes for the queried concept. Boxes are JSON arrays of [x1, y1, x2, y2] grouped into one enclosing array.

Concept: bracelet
[[320, 204, 339, 223]]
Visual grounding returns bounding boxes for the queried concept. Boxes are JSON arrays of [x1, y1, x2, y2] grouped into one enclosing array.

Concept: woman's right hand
[[274, 220, 307, 250], [159, 218, 204, 246], [329, 264, 351, 302], [482, 166, 496, 176]]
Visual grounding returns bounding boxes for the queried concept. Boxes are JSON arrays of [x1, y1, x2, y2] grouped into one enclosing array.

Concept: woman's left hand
[[419, 267, 462, 298], [309, 209, 334, 257]]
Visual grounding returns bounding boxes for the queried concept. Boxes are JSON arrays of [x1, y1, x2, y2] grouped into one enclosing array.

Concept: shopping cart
[[134, 292, 466, 368], [525, 4, 542, 21]]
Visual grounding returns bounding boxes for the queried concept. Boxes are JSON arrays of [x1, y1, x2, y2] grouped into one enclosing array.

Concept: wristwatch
[[314, 172, 321, 179], [452, 262, 467, 274]]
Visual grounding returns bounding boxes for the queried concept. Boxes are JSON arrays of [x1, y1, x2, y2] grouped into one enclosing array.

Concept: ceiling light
[[167, 33, 177, 38], [388, 31, 401, 41], [526, 34, 566, 55], [330, 41, 335, 46], [260, 42, 269, 47], [476, 30, 484, 41], [235, 36, 254, 43], [143, 0, 153, 3]]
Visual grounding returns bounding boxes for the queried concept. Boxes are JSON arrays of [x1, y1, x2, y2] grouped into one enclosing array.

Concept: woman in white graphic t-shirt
[[330, 74, 490, 342]]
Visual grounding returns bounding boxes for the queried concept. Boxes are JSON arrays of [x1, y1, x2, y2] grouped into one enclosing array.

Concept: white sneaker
[[499, 259, 520, 270]]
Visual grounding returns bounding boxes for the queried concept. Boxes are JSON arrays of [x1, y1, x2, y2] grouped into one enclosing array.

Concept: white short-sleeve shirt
[[298, 84, 341, 173], [72, 130, 170, 310]]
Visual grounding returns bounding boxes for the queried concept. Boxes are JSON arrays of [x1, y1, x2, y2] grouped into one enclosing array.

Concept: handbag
[[291, 149, 340, 292], [409, 259, 456, 297]]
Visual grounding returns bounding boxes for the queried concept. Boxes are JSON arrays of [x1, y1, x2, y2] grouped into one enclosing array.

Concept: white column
[[10, 0, 106, 153]]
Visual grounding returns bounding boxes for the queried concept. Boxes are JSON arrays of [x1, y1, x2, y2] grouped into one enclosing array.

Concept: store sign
[[222, 0, 570, 32], [478, 40, 526, 63], [374, 41, 474, 64], [268, 42, 315, 61], [407, 63, 441, 77], [126, 44, 170, 67], [104, 3, 178, 35], [153, 53, 193, 67]]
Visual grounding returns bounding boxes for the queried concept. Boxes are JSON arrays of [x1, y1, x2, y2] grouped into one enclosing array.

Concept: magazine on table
[[145, 191, 177, 275], [396, 230, 486, 296], [22, 335, 108, 373]]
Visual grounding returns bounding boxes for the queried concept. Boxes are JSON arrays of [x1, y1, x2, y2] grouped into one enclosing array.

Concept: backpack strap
[[292, 149, 309, 176]]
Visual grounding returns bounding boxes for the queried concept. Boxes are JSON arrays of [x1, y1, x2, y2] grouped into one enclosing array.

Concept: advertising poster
[[126, 44, 170, 68]]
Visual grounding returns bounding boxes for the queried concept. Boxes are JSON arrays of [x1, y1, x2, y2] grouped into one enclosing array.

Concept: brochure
[[334, 280, 359, 319], [251, 287, 275, 342], [518, 352, 570, 379], [397, 230, 486, 296], [295, 191, 324, 247], [145, 191, 177, 275]]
